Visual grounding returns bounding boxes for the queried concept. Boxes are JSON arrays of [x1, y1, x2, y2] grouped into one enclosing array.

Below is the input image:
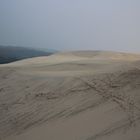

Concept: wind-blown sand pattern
[[0, 51, 140, 140]]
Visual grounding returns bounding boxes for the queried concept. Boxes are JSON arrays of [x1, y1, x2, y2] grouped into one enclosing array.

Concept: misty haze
[[0, 0, 140, 140]]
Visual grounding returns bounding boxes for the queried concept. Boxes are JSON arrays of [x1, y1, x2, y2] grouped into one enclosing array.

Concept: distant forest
[[0, 46, 53, 64]]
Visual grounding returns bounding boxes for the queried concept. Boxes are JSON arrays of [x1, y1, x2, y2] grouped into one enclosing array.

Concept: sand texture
[[0, 51, 140, 140]]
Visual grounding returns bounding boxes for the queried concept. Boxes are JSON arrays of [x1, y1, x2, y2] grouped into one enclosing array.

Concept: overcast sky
[[0, 0, 140, 52]]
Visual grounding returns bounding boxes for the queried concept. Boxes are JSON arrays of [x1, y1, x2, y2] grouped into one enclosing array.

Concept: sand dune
[[0, 51, 140, 140]]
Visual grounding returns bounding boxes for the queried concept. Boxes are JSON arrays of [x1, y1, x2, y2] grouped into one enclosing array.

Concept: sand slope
[[0, 51, 140, 140]]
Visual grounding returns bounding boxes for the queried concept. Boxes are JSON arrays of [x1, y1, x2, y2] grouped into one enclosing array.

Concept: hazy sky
[[0, 0, 140, 52]]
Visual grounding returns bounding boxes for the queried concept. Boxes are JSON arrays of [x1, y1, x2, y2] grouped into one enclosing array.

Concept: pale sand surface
[[0, 51, 140, 140]]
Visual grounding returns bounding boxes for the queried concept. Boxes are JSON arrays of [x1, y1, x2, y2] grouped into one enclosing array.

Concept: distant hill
[[0, 46, 54, 64]]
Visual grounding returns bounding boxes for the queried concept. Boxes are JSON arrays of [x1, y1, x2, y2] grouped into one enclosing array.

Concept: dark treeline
[[0, 46, 54, 64]]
